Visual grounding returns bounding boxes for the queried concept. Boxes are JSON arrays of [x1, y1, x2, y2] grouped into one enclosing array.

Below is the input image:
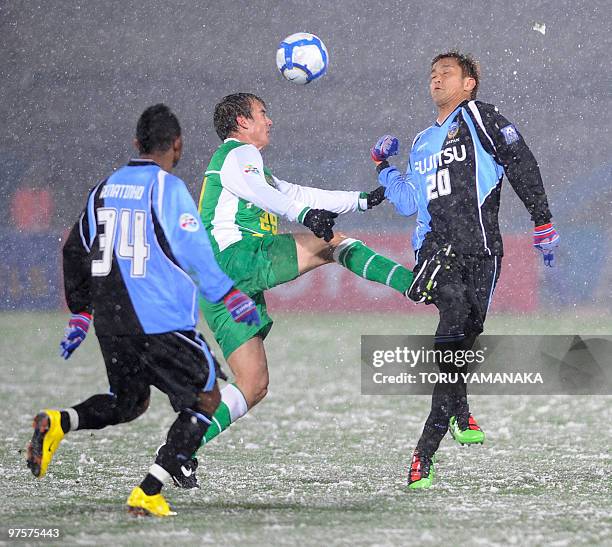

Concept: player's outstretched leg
[[333, 238, 455, 301], [333, 238, 414, 294], [27, 391, 150, 478]]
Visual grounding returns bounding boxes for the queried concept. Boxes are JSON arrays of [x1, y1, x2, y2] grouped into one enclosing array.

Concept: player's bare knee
[[314, 232, 347, 263]]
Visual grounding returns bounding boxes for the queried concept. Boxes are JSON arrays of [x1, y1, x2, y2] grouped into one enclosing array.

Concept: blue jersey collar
[[434, 100, 470, 127]]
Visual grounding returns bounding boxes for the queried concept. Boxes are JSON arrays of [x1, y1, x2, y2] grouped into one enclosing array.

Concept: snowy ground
[[2, 312, 610, 546]]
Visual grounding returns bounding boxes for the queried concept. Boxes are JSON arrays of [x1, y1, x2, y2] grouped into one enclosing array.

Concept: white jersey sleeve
[[220, 144, 309, 222], [271, 175, 366, 214]]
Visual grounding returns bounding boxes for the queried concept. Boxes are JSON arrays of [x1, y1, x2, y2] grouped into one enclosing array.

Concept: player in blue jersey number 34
[[25, 104, 259, 516], [370, 51, 560, 489]]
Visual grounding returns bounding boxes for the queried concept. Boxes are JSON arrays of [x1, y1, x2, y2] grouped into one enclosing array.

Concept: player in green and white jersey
[[165, 93, 452, 487]]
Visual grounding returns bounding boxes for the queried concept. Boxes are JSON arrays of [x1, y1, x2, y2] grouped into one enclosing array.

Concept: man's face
[[240, 100, 272, 149], [430, 58, 475, 108]]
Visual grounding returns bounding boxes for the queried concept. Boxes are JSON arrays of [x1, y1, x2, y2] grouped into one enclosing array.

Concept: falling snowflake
[[533, 22, 546, 35]]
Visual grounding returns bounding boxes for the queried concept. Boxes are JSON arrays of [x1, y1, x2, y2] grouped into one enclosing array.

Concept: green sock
[[334, 238, 413, 293], [196, 383, 248, 453]]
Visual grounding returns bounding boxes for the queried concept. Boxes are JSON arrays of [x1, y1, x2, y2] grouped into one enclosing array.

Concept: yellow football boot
[[26, 409, 65, 478], [126, 487, 177, 517]]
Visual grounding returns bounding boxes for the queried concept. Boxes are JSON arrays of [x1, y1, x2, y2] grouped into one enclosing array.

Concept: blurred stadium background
[[1, 1, 610, 545], [1, 0, 610, 318]]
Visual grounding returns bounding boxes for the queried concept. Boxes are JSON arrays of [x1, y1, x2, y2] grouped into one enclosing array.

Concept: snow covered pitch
[[2, 312, 610, 545]]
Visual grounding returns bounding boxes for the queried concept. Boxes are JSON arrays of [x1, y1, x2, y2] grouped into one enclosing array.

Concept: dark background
[[1, 0, 610, 308]]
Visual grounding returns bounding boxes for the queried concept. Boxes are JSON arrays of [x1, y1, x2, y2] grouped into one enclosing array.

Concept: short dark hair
[[213, 93, 266, 140], [431, 51, 480, 99], [136, 104, 181, 154]]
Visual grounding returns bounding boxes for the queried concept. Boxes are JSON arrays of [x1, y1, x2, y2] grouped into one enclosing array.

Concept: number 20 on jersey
[[426, 168, 452, 200]]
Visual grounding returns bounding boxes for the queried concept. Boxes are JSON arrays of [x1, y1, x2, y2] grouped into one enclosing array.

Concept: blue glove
[[223, 289, 261, 326], [60, 312, 92, 359], [533, 223, 560, 267], [371, 135, 399, 162]]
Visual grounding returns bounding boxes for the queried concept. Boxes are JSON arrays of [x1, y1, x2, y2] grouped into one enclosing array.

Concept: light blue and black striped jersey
[[63, 159, 234, 335], [378, 100, 552, 257]]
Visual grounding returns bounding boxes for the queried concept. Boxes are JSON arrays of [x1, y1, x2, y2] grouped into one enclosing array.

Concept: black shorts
[[97, 330, 216, 412], [419, 251, 501, 344]]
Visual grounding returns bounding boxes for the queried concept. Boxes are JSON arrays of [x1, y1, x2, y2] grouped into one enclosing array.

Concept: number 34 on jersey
[[92, 208, 150, 278]]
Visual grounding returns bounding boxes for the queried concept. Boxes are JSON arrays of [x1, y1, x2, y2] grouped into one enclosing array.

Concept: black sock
[[72, 394, 120, 429], [140, 474, 163, 496], [60, 411, 71, 433]]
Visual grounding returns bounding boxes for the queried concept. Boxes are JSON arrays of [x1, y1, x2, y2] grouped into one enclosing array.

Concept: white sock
[[332, 238, 361, 264], [222, 384, 248, 421], [64, 408, 79, 431], [148, 463, 171, 484]]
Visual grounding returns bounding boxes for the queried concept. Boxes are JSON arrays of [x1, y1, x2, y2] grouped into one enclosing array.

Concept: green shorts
[[200, 233, 299, 358]]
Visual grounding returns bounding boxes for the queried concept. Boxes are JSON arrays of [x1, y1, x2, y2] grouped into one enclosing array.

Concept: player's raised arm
[[370, 135, 419, 217]]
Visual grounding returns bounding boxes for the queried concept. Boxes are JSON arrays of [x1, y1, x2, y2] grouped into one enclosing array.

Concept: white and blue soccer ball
[[276, 32, 329, 84]]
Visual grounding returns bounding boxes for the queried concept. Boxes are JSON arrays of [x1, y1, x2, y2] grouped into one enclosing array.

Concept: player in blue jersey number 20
[[26, 104, 259, 516], [371, 51, 560, 489]]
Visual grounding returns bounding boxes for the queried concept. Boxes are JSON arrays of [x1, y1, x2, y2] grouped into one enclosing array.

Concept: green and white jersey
[[198, 138, 367, 253]]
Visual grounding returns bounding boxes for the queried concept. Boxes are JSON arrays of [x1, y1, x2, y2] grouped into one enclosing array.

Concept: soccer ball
[[276, 33, 329, 85]]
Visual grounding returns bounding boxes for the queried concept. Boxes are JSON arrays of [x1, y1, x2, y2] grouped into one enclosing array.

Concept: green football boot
[[408, 450, 435, 490], [449, 414, 485, 445]]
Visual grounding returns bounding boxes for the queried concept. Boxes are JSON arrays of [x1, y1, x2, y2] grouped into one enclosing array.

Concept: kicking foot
[[406, 244, 455, 303]]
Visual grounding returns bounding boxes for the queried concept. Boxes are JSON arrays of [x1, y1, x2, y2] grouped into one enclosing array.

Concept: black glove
[[367, 186, 386, 208], [302, 208, 338, 242]]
